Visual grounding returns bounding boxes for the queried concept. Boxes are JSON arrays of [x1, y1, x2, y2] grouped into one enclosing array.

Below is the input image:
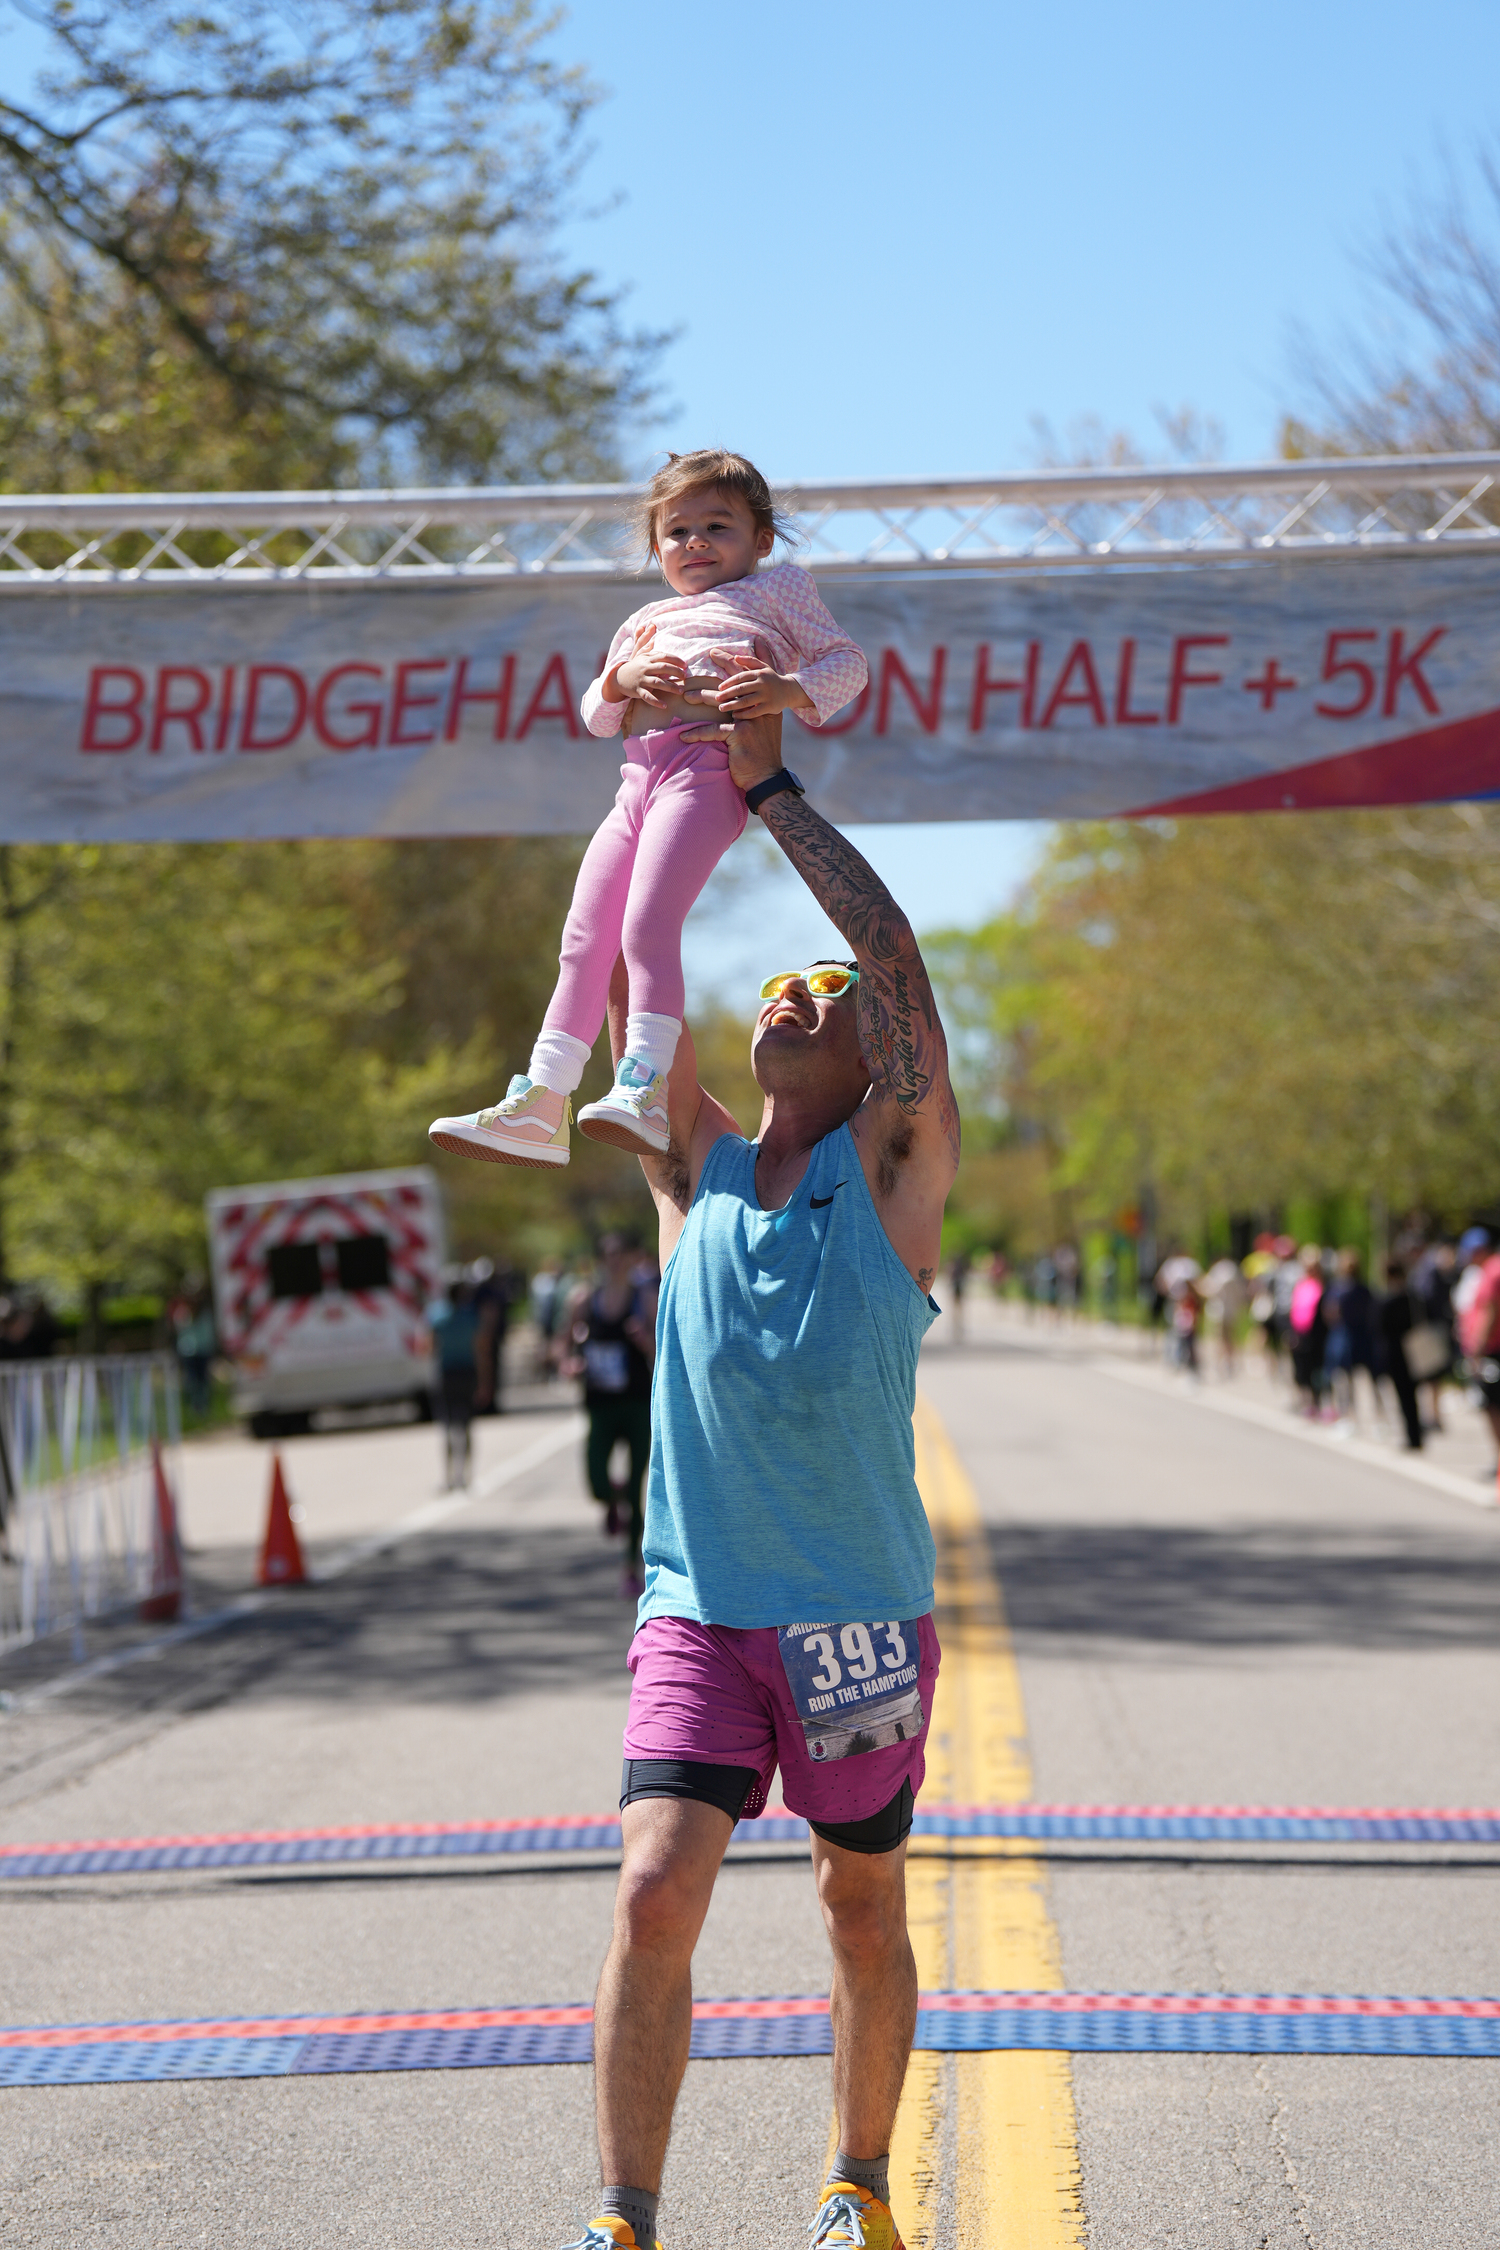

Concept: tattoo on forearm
[[760, 793, 960, 1166]]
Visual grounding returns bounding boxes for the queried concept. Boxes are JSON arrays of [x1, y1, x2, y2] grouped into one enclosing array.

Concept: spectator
[[468, 1255, 520, 1414], [1288, 1244, 1328, 1417], [1201, 1256, 1248, 1377], [1171, 1276, 1204, 1374], [1454, 1228, 1500, 1481], [528, 1256, 565, 1379], [1323, 1248, 1381, 1430], [949, 1249, 972, 1341], [564, 1233, 657, 1596], [1378, 1256, 1424, 1451], [1409, 1239, 1457, 1431], [1054, 1241, 1080, 1320], [172, 1281, 217, 1418], [428, 1270, 481, 1489]]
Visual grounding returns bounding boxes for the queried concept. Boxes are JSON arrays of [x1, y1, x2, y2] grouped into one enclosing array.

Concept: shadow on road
[[989, 1519, 1500, 1652]]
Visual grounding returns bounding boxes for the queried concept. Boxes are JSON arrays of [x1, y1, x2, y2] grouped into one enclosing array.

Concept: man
[[564, 708, 960, 2250]]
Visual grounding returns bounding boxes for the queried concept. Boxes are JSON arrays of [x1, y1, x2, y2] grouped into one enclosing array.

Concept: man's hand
[[604, 623, 688, 709]]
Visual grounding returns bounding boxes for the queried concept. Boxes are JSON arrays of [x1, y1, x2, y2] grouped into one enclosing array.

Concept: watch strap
[[744, 767, 805, 815]]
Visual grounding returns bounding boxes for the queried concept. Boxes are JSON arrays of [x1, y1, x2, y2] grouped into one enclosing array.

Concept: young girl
[[429, 449, 868, 1167]]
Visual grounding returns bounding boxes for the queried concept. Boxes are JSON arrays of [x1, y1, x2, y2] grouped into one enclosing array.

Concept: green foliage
[[0, 836, 691, 1293], [927, 807, 1500, 1245]]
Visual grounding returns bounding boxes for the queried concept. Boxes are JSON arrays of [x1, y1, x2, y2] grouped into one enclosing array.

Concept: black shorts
[[620, 1759, 915, 1856]]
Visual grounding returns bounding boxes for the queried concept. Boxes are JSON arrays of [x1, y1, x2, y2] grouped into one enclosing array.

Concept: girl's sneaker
[[428, 1077, 570, 1168], [577, 1057, 670, 1155]]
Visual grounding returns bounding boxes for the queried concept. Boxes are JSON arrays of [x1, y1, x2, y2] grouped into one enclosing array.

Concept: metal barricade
[[0, 1354, 182, 1656]]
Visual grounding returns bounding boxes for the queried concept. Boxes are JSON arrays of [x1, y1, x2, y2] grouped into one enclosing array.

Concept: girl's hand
[[606, 623, 689, 707], [703, 640, 815, 722]]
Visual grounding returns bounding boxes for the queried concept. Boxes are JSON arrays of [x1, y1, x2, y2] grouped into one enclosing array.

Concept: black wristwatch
[[744, 767, 806, 815]]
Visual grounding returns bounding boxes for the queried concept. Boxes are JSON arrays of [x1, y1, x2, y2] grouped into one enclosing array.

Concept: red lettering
[[312, 665, 384, 751], [1039, 640, 1107, 729], [387, 659, 447, 748], [1113, 638, 1160, 726], [1383, 626, 1445, 719], [445, 655, 515, 742], [1314, 630, 1377, 718], [80, 667, 146, 752], [515, 653, 581, 739], [1166, 635, 1229, 725], [212, 667, 236, 752], [969, 642, 1039, 731], [239, 665, 309, 751], [875, 647, 947, 736], [794, 681, 870, 735], [150, 666, 212, 753]]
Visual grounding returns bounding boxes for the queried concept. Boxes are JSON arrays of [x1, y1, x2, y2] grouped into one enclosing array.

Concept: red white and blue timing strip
[[4, 1802, 1498, 1881]]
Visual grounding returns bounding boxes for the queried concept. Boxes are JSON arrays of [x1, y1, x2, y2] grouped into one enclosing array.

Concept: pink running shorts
[[623, 1613, 941, 1825]]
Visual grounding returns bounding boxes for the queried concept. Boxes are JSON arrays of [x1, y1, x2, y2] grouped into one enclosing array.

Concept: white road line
[[6, 1415, 585, 1709], [1093, 1355, 1500, 1512]]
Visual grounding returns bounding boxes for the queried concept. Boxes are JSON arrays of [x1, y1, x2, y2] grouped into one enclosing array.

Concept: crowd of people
[[1149, 1227, 1500, 1473]]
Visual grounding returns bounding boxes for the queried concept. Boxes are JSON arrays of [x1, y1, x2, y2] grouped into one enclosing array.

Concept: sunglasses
[[758, 965, 860, 1002]]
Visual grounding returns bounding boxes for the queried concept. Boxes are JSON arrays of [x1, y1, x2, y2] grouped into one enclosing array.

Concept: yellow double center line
[[887, 1395, 1085, 2249]]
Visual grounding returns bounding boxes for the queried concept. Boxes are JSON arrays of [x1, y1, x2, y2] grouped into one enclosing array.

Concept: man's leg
[[594, 1797, 733, 2198], [811, 1831, 918, 2160]]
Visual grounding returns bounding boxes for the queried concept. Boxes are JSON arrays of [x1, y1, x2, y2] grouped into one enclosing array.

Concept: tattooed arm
[[742, 754, 960, 1293]]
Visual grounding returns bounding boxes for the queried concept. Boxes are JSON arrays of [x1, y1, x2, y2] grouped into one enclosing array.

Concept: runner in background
[[564, 1235, 657, 1596]]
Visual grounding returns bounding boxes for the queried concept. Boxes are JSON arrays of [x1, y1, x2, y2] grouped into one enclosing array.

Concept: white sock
[[623, 1012, 681, 1081], [527, 1028, 592, 1096]]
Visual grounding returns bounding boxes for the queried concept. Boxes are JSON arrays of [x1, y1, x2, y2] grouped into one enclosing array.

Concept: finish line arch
[[2, 454, 1499, 841]]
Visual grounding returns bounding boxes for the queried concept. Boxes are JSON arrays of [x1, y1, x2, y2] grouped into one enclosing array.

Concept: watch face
[[786, 770, 805, 792]]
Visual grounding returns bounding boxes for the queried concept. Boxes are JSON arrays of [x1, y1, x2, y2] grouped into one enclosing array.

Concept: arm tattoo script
[[760, 792, 960, 1164]]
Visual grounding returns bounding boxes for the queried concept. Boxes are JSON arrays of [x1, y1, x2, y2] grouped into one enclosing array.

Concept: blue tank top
[[640, 1123, 938, 1630]]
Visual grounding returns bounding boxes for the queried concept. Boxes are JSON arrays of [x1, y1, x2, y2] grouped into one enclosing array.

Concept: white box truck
[[205, 1167, 445, 1437]]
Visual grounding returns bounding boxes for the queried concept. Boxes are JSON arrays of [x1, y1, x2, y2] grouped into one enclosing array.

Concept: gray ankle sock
[[600, 2186, 659, 2249], [829, 2151, 890, 2207]]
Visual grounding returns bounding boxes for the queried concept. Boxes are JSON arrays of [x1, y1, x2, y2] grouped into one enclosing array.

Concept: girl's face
[[655, 487, 772, 595]]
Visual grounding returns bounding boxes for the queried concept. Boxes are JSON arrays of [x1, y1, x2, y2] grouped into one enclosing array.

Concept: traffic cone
[[256, 1451, 307, 1586], [140, 1441, 183, 1623]]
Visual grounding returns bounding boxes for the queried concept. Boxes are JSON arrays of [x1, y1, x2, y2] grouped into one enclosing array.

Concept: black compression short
[[619, 1761, 914, 1855]]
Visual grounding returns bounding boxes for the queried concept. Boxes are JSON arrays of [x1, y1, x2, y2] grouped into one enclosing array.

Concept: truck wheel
[[412, 1391, 434, 1423]]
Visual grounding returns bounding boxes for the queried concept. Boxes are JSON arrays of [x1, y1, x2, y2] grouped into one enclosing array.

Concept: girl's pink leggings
[[542, 723, 748, 1043]]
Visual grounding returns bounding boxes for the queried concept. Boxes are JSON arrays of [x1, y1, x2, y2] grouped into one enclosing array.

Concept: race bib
[[583, 1341, 630, 1392], [777, 1619, 925, 1762]]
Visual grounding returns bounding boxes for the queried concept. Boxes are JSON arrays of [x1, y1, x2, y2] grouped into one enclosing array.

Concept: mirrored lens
[[805, 969, 852, 996], [758, 971, 800, 1001]]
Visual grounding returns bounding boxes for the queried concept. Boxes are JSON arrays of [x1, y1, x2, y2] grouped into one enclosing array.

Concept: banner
[[2, 554, 1498, 839]]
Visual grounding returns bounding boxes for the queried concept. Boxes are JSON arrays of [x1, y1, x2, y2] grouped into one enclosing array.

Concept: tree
[[927, 806, 1500, 1248], [0, 0, 658, 492], [1283, 147, 1500, 463]]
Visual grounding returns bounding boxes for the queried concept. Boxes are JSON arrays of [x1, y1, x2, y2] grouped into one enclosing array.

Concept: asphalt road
[[2, 1315, 1498, 2250]]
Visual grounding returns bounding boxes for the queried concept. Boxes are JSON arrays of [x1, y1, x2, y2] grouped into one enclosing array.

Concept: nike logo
[[810, 1185, 847, 1208]]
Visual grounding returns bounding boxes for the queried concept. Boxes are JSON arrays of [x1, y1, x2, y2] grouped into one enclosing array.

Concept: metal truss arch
[[3, 453, 1500, 589]]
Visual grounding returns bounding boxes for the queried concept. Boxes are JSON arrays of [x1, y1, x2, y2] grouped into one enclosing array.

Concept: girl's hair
[[634, 449, 795, 561]]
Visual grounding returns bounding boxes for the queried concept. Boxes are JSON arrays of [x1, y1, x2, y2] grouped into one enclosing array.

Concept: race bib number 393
[[776, 1619, 925, 1762]]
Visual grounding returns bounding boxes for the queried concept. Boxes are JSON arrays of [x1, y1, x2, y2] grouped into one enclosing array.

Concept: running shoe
[[809, 2183, 905, 2250], [428, 1077, 570, 1168], [560, 2221, 662, 2250], [577, 1057, 670, 1155]]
